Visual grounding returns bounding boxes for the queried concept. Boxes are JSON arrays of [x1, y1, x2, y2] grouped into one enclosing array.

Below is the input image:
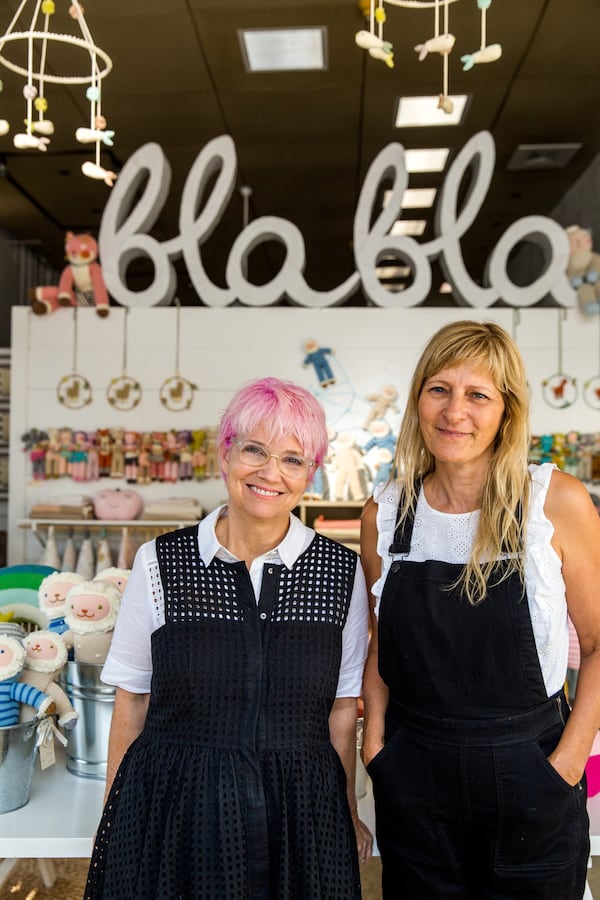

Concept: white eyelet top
[[371, 463, 568, 697]]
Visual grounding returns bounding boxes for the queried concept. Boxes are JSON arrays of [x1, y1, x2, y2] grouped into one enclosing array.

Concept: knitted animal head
[[0, 635, 26, 682], [38, 571, 85, 621], [94, 567, 130, 596], [64, 581, 121, 635], [23, 630, 68, 675], [65, 231, 99, 266]]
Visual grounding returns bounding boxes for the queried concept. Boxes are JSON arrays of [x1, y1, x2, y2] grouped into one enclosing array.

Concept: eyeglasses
[[232, 440, 314, 479]]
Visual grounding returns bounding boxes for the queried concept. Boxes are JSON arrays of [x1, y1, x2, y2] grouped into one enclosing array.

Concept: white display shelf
[[0, 745, 104, 857]]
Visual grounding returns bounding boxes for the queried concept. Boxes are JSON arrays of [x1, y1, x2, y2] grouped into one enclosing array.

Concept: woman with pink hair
[[86, 377, 372, 900]]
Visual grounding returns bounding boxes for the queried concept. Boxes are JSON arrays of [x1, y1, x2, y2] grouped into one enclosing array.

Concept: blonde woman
[[361, 320, 600, 899]]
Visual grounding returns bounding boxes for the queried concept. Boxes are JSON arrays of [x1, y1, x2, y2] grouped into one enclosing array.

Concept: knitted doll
[[38, 571, 85, 634], [20, 630, 78, 730], [62, 581, 121, 664], [0, 635, 56, 726], [94, 566, 131, 596]]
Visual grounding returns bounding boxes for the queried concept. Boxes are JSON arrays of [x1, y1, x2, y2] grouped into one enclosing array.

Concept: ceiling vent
[[507, 143, 582, 171]]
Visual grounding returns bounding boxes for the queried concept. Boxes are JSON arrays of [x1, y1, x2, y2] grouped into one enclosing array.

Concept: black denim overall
[[367, 500, 590, 899]]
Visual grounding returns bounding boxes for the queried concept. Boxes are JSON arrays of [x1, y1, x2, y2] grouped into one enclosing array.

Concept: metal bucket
[[59, 660, 115, 780], [0, 718, 40, 813]]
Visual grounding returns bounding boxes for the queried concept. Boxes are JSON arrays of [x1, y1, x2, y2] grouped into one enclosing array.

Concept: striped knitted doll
[[0, 635, 56, 727]]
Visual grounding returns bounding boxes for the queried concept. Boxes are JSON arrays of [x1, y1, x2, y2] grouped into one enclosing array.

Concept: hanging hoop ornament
[[583, 314, 600, 410], [106, 308, 142, 411], [0, 1, 116, 184], [541, 309, 578, 409], [56, 307, 93, 409], [159, 302, 197, 412]]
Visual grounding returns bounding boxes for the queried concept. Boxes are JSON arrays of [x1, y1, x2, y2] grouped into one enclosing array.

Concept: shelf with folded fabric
[[295, 500, 363, 551]]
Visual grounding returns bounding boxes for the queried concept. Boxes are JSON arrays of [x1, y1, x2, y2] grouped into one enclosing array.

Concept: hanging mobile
[[583, 314, 600, 410], [159, 300, 197, 412], [541, 309, 578, 409], [106, 308, 142, 411], [56, 306, 93, 408]]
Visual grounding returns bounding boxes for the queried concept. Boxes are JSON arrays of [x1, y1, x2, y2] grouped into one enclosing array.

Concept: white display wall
[[8, 305, 600, 564]]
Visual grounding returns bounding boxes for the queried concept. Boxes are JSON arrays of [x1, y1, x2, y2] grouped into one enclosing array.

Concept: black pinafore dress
[[368, 498, 590, 899], [85, 526, 361, 900]]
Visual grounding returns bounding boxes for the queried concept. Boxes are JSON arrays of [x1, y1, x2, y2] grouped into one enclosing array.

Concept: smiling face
[[220, 426, 311, 525], [418, 362, 505, 472], [67, 591, 111, 624], [25, 634, 59, 662]]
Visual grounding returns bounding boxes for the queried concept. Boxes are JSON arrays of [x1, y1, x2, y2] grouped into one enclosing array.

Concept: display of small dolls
[[372, 446, 394, 488]]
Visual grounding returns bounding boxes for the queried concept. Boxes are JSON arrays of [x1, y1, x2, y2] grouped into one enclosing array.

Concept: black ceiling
[[0, 0, 598, 307]]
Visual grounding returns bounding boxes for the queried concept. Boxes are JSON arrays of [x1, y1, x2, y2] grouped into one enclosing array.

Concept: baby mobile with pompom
[[0, 0, 117, 185]]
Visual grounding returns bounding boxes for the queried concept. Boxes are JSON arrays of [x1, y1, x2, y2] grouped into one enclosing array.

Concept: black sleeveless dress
[[85, 525, 362, 900]]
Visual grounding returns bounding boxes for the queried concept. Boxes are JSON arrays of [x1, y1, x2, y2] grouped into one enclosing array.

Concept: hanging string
[[121, 307, 129, 374], [377, 0, 385, 38], [481, 2, 487, 49], [557, 308, 566, 375], [72, 306, 78, 372], [512, 308, 520, 341], [442, 0, 449, 97], [174, 298, 181, 376]]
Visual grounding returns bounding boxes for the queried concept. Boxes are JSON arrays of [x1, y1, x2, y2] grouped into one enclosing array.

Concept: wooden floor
[[1, 856, 599, 899]]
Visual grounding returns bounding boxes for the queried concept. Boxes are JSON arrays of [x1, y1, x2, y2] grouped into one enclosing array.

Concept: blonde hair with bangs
[[393, 320, 531, 605]]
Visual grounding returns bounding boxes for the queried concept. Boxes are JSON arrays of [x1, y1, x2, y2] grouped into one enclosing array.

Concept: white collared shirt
[[102, 506, 369, 698]]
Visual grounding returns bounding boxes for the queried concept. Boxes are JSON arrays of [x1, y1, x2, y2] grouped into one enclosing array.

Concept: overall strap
[[388, 480, 421, 555]]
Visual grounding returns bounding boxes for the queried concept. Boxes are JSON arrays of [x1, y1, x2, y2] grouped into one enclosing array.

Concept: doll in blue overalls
[[361, 319, 600, 899]]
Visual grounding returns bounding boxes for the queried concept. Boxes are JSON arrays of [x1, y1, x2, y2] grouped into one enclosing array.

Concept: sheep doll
[[19, 630, 79, 730], [38, 571, 85, 634], [0, 635, 56, 726], [94, 566, 131, 597], [62, 581, 121, 665]]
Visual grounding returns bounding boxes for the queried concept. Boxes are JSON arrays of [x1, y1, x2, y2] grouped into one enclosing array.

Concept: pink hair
[[218, 377, 328, 468]]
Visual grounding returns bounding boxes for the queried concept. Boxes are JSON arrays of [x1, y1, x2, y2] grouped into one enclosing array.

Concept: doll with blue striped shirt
[[0, 635, 56, 727]]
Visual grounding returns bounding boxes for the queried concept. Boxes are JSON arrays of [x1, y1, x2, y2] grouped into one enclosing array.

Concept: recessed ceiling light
[[395, 95, 469, 127], [384, 188, 437, 209], [506, 143, 582, 171], [391, 220, 427, 237], [404, 148, 450, 173], [239, 27, 327, 72]]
